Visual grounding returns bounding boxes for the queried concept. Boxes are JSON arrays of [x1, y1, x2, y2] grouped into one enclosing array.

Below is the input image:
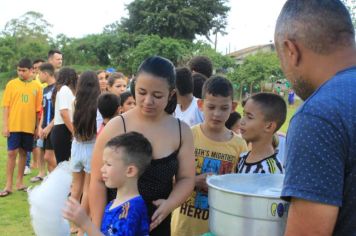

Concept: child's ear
[[197, 99, 204, 111], [231, 101, 238, 112], [169, 89, 176, 99], [117, 106, 122, 115], [265, 121, 277, 134], [126, 165, 138, 178]]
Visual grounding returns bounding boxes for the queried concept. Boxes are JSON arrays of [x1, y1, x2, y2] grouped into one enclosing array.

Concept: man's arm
[[285, 198, 338, 236], [2, 107, 9, 137]]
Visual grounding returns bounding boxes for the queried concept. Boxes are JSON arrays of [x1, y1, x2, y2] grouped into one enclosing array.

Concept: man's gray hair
[[275, 0, 355, 54]]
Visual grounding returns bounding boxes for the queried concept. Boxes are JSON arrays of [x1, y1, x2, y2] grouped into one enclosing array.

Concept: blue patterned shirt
[[101, 196, 149, 236], [281, 67, 356, 235]]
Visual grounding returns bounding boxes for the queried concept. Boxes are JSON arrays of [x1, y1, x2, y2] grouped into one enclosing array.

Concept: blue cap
[[106, 68, 116, 73]]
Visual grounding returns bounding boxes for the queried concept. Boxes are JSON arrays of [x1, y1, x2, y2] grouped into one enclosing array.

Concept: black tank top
[[107, 115, 181, 236]]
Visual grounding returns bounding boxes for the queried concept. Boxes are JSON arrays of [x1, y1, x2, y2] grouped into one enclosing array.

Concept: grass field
[[0, 89, 299, 235]]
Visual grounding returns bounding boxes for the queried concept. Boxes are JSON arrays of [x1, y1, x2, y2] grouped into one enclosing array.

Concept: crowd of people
[[1, 0, 356, 235]]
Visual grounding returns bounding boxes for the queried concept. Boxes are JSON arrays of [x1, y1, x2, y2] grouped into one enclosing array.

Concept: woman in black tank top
[[90, 56, 195, 236]]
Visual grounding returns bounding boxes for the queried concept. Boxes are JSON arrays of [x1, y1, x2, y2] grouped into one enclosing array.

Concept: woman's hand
[[150, 199, 172, 231]]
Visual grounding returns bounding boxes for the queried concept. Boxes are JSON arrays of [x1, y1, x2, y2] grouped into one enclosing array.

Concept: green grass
[[0, 89, 300, 235]]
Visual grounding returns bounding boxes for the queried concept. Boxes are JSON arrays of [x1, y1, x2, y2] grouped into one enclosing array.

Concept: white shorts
[[70, 138, 95, 173]]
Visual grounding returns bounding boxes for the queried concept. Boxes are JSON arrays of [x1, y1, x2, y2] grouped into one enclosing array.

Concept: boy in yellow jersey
[[0, 58, 43, 197], [171, 76, 248, 235]]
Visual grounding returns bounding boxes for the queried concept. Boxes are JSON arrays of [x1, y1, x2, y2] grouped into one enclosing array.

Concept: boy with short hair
[[171, 76, 248, 236], [63, 132, 152, 236], [174, 67, 204, 127], [31, 63, 57, 182], [97, 92, 121, 135], [237, 93, 287, 174], [0, 58, 43, 197]]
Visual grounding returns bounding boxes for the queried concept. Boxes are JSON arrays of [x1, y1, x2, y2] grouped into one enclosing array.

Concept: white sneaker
[[24, 166, 31, 175]]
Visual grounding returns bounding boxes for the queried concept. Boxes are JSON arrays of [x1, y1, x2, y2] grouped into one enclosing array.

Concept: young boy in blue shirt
[[237, 93, 286, 174], [63, 132, 152, 236]]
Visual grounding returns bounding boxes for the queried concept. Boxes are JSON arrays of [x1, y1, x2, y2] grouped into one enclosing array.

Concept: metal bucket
[[207, 174, 288, 236]]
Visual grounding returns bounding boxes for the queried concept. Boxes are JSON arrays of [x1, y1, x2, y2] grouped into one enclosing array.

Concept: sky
[[0, 0, 286, 54]]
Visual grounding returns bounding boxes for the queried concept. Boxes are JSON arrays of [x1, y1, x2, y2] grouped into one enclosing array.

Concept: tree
[[2, 11, 52, 39], [0, 11, 52, 71], [227, 52, 283, 100], [119, 0, 230, 41]]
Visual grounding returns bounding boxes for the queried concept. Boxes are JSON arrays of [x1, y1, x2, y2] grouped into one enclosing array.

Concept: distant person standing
[[174, 67, 204, 127], [288, 89, 295, 106], [275, 0, 356, 235], [37, 63, 57, 173], [48, 49, 63, 71], [51, 68, 77, 164], [0, 58, 42, 197]]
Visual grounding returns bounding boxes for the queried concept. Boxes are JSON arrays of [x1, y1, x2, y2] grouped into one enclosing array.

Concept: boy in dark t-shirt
[[37, 63, 57, 173]]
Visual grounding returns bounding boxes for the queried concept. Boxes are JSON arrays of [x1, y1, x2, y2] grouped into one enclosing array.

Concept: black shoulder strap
[[119, 115, 127, 133], [178, 119, 182, 150]]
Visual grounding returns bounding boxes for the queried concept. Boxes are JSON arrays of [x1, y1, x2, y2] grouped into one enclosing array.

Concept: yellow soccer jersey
[[171, 124, 248, 236], [2, 78, 43, 134]]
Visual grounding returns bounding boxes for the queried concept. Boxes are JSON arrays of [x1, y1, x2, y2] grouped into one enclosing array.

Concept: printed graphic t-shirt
[[171, 125, 247, 236], [101, 195, 149, 236]]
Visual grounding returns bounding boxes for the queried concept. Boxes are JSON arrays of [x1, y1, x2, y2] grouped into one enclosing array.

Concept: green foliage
[[189, 42, 235, 71], [0, 11, 51, 72], [0, 10, 233, 77], [227, 52, 283, 99], [119, 0, 230, 41], [228, 52, 282, 84]]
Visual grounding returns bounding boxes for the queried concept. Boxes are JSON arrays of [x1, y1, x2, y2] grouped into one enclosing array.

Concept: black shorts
[[42, 132, 53, 150], [51, 124, 72, 164]]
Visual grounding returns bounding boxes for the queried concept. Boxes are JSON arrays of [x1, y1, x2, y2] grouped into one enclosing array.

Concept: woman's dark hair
[[52, 67, 78, 106], [120, 91, 133, 106], [133, 56, 177, 114], [107, 72, 126, 87], [73, 71, 101, 141]]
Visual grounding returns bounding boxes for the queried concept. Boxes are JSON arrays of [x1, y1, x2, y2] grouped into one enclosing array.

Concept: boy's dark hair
[[39, 63, 55, 76], [202, 75, 234, 100], [48, 49, 62, 59], [192, 72, 208, 99], [18, 58, 32, 69], [98, 92, 121, 119], [106, 132, 152, 176], [225, 111, 242, 130], [33, 59, 45, 64], [175, 67, 193, 96], [107, 72, 126, 87], [188, 56, 213, 78], [120, 91, 133, 106], [248, 92, 287, 132]]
